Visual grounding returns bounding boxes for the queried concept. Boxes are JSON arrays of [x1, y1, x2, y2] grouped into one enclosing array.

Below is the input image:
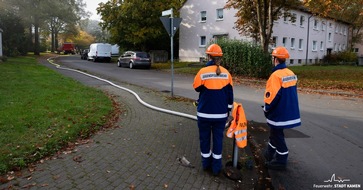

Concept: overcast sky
[[85, 0, 108, 20]]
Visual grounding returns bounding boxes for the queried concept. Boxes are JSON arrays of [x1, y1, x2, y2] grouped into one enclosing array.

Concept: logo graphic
[[324, 174, 350, 183], [313, 173, 361, 189]]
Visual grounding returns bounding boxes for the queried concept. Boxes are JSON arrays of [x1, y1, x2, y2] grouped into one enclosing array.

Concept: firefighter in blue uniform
[[263, 46, 301, 170], [193, 44, 234, 175]]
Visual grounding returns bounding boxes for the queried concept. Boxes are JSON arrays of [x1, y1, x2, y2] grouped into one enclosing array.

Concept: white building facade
[[179, 0, 350, 65]]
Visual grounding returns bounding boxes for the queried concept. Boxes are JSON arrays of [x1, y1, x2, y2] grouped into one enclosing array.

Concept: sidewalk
[[0, 66, 259, 189]]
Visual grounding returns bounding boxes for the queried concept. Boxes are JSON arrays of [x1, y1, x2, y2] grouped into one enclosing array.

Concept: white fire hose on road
[[47, 57, 198, 121]]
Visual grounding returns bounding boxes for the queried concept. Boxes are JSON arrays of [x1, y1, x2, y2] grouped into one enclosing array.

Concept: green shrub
[[213, 38, 272, 79], [323, 51, 358, 65], [0, 56, 8, 62]]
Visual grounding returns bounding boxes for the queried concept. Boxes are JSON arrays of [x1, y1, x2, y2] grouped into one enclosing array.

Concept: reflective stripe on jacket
[[264, 63, 301, 128], [193, 63, 233, 121], [226, 102, 247, 148]]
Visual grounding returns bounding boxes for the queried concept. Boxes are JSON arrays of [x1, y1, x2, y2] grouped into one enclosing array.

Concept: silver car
[[117, 51, 151, 69]]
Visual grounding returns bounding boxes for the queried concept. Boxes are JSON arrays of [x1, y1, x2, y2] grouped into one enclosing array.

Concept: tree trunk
[[34, 17, 40, 55]]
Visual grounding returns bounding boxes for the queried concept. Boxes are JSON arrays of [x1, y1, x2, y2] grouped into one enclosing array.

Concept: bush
[[0, 56, 8, 62], [323, 51, 358, 65], [214, 38, 272, 79]]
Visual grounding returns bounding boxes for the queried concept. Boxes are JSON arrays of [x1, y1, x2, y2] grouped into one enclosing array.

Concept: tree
[[2, 0, 87, 54], [225, 0, 302, 52], [0, 6, 28, 56], [72, 30, 95, 50], [46, 0, 87, 52], [97, 0, 186, 51]]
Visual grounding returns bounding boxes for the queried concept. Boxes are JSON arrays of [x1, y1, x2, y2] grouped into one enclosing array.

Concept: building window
[[329, 22, 333, 28], [328, 33, 332, 41], [291, 38, 295, 49], [200, 11, 207, 22], [290, 59, 294, 64], [282, 37, 287, 47], [292, 13, 297, 24], [216, 9, 223, 20], [200, 36, 206, 47], [298, 59, 302, 64], [313, 19, 318, 30], [321, 21, 326, 31], [334, 43, 337, 51], [312, 41, 317, 51], [343, 27, 347, 35], [299, 39, 303, 50], [353, 48, 359, 53], [335, 25, 339, 33], [272, 36, 277, 48], [320, 41, 324, 50], [283, 12, 288, 22], [299, 15, 305, 26]]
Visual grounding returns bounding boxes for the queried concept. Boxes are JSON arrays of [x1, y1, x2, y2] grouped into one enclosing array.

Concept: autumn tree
[[97, 0, 186, 51], [46, 0, 88, 52], [225, 0, 302, 52], [72, 30, 95, 50], [2, 0, 87, 55]]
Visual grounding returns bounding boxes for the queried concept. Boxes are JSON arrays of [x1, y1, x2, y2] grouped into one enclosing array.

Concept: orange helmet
[[206, 44, 223, 57], [271, 46, 290, 59]]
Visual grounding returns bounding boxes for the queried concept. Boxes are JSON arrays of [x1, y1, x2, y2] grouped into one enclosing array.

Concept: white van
[[87, 43, 112, 62], [111, 44, 120, 57]]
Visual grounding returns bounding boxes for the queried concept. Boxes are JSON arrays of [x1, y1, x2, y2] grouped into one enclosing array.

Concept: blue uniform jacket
[[264, 63, 301, 128], [193, 60, 234, 121]]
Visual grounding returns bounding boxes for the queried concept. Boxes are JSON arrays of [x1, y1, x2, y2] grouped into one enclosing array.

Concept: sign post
[[160, 9, 182, 97]]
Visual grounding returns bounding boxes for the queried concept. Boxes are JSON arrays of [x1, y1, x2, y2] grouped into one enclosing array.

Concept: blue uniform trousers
[[266, 128, 288, 164], [198, 119, 226, 174]]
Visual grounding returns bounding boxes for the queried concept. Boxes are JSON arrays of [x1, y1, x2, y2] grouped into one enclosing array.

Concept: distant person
[[263, 46, 301, 170], [193, 44, 233, 175]]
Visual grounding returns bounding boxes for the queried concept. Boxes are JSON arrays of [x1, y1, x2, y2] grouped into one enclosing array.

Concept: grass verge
[[153, 62, 363, 96], [290, 65, 363, 92], [0, 56, 113, 174]]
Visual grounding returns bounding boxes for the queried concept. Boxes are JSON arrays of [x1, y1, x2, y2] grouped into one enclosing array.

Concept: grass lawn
[[0, 56, 113, 174], [290, 65, 363, 92]]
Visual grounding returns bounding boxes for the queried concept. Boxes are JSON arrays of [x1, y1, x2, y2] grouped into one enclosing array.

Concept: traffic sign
[[162, 9, 172, 16], [160, 17, 182, 36]]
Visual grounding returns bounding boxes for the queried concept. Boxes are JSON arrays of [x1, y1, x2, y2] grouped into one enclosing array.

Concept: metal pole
[[170, 8, 174, 97], [232, 139, 238, 168]]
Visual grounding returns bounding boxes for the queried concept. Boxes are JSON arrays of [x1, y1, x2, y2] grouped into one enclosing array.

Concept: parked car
[[81, 49, 89, 60], [117, 51, 151, 69], [87, 43, 112, 62]]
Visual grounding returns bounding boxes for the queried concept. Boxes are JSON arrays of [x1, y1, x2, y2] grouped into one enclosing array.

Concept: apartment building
[[179, 0, 349, 65]]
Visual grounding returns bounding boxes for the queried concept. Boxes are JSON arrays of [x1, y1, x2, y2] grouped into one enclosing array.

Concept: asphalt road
[[53, 55, 363, 189]]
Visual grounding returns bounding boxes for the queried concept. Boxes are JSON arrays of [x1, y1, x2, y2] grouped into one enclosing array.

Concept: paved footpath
[[1, 60, 257, 190]]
